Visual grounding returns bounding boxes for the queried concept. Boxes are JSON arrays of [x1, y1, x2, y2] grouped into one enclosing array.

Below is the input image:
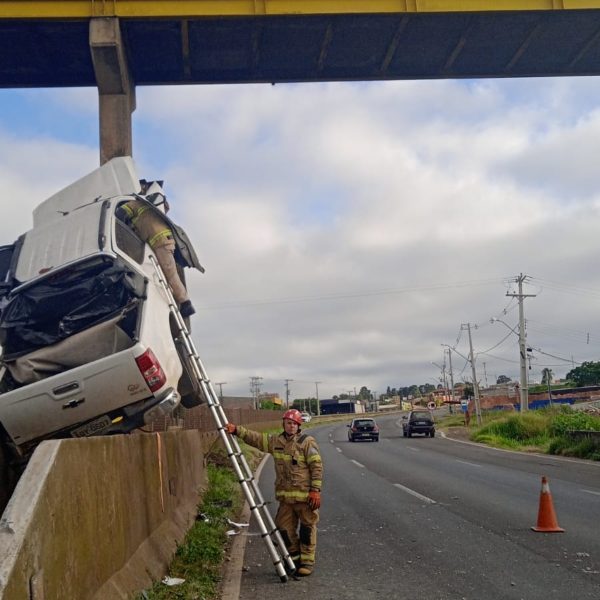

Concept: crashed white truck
[[0, 157, 205, 465]]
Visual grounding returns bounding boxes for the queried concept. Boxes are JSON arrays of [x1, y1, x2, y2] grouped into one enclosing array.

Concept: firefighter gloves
[[225, 423, 237, 435], [308, 489, 321, 510]]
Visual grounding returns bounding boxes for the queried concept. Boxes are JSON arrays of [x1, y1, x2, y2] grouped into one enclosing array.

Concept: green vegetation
[[139, 447, 252, 600], [566, 360, 600, 386], [446, 406, 600, 460], [527, 382, 572, 394]]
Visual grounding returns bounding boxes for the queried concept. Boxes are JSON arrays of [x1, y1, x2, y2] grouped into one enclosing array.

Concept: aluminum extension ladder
[[149, 255, 295, 582]]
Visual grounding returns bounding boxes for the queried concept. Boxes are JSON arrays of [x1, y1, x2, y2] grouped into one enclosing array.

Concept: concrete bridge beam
[[90, 17, 136, 164]]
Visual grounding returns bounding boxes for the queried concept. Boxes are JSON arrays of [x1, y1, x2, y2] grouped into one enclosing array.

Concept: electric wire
[[199, 277, 509, 310]]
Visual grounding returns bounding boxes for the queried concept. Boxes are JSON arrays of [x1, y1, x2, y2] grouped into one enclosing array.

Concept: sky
[[2, 76, 600, 402]]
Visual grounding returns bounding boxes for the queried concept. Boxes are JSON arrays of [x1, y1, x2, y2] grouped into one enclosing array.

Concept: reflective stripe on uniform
[[130, 204, 149, 224], [311, 480, 322, 489], [262, 433, 269, 453], [122, 204, 135, 218], [307, 454, 321, 464], [273, 451, 292, 462], [276, 489, 309, 500], [148, 228, 172, 247]]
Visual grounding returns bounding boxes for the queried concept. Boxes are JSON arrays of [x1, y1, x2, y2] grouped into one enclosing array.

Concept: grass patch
[[454, 406, 600, 459], [138, 447, 250, 600], [437, 412, 470, 428]]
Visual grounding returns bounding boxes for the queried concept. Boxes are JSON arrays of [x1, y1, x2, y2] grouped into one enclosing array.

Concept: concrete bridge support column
[[90, 18, 136, 165]]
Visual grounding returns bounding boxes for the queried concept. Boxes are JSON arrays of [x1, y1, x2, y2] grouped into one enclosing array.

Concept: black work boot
[[179, 300, 195, 318]]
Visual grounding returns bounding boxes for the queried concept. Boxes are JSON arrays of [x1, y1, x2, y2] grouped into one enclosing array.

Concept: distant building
[[320, 398, 365, 415], [221, 396, 255, 410], [259, 393, 283, 406]]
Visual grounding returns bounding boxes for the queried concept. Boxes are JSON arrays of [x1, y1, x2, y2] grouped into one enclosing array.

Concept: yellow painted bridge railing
[[1, 0, 600, 19]]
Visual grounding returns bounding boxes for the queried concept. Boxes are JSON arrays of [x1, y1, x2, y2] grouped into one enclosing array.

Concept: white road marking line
[[456, 459, 481, 468], [407, 447, 420, 452], [336, 447, 342, 453], [393, 483, 436, 504], [351, 459, 365, 468], [581, 489, 600, 496], [440, 431, 600, 467]]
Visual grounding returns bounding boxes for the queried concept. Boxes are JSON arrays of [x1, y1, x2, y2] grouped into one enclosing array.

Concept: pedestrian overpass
[[2, 1, 600, 88], [3, 1, 600, 161]]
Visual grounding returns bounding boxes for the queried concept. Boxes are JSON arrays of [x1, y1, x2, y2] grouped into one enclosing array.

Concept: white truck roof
[[32, 157, 140, 227], [15, 201, 107, 283]]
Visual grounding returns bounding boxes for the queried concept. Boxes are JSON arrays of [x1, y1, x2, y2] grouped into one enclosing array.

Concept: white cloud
[[2, 77, 600, 399]]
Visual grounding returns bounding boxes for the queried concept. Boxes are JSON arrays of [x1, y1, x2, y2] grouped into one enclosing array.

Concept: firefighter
[[225, 408, 322, 576], [116, 191, 195, 318]]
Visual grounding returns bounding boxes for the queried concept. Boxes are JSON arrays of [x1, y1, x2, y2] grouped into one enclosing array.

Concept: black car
[[402, 410, 435, 438], [347, 418, 379, 442]]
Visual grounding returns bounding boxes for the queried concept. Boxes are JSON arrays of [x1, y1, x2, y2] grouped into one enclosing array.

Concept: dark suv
[[402, 410, 435, 438], [347, 418, 379, 442]]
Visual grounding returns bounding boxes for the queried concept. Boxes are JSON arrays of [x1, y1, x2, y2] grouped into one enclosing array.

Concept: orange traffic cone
[[531, 476, 564, 533]]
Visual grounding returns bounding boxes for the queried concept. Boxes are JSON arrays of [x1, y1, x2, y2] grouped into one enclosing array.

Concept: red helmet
[[282, 409, 303, 425]]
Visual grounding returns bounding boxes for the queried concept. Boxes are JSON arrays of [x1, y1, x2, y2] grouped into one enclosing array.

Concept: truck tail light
[[135, 349, 166, 392]]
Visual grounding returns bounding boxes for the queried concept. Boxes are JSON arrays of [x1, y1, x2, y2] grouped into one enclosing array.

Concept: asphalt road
[[233, 414, 600, 600]]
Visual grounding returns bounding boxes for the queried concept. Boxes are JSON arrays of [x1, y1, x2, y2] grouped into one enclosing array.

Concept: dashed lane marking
[[351, 459, 365, 468], [456, 459, 481, 468], [581, 489, 600, 496], [393, 483, 436, 504]]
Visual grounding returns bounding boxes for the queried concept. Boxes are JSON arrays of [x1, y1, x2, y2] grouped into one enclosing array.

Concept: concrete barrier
[[0, 430, 216, 599]]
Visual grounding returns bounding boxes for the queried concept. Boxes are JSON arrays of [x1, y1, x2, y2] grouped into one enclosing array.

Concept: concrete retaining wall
[[0, 430, 216, 600]]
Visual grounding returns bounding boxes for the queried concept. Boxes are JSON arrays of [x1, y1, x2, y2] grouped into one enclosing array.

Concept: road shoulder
[[219, 453, 270, 600]]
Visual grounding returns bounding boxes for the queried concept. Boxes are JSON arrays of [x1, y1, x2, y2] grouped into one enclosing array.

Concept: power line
[[530, 277, 600, 299], [199, 277, 509, 311], [528, 346, 582, 365]]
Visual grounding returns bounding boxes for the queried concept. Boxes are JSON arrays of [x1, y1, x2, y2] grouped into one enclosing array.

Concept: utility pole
[[250, 376, 263, 410], [215, 382, 227, 402], [506, 273, 536, 412], [462, 323, 482, 425], [284, 379, 293, 409], [431, 359, 448, 408], [444, 347, 455, 414], [315, 381, 321, 416]]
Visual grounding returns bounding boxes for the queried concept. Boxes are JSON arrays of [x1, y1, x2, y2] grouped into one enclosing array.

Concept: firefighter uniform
[[235, 425, 323, 569], [118, 200, 190, 305]]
